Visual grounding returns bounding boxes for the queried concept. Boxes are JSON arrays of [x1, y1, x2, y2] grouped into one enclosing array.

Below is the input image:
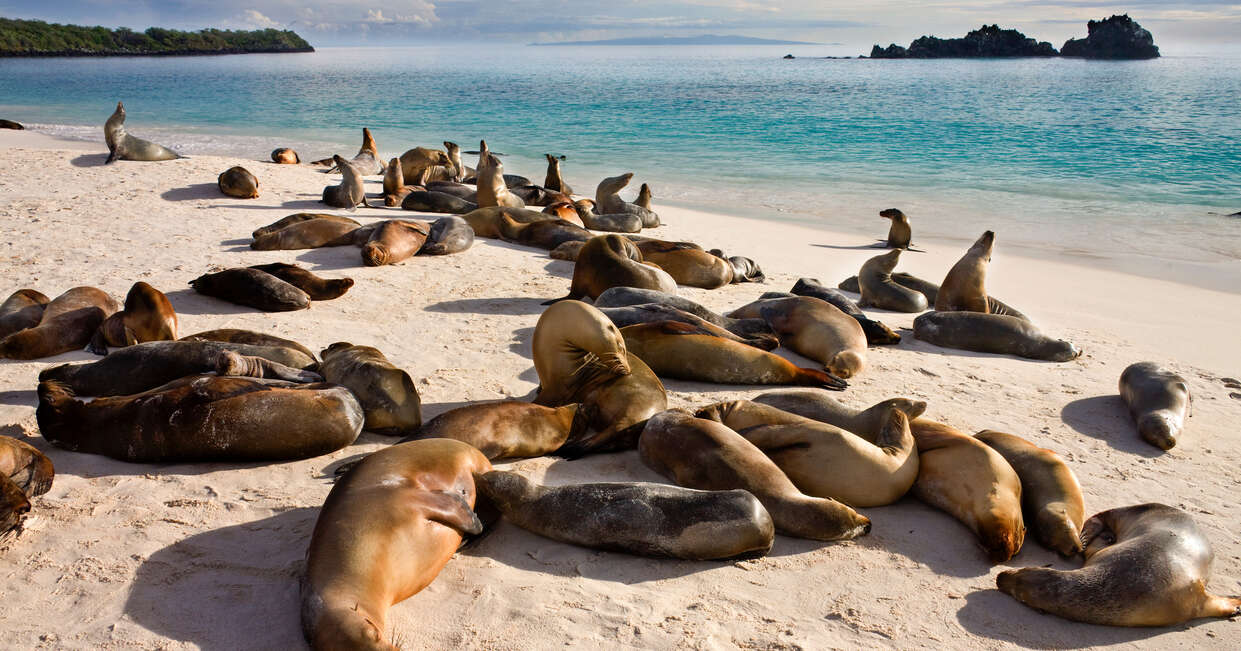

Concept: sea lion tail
[[792, 367, 849, 391]]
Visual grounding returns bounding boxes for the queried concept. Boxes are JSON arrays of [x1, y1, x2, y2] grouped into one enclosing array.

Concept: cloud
[[238, 10, 279, 28]]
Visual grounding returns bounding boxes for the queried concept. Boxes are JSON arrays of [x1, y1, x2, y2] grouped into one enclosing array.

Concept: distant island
[[868, 15, 1159, 60], [532, 34, 818, 47], [0, 18, 313, 57]]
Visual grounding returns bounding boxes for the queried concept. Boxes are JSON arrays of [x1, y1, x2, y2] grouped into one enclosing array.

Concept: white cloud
[[239, 9, 279, 28]]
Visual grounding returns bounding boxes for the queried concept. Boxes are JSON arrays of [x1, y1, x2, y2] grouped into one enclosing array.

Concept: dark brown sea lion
[[729, 296, 867, 379], [361, 220, 430, 267], [997, 503, 1241, 626], [218, 166, 260, 199], [271, 148, 300, 164], [913, 311, 1080, 362], [498, 214, 591, 250], [935, 230, 994, 313], [879, 208, 912, 249], [401, 190, 477, 214], [636, 183, 652, 210], [404, 401, 586, 459], [789, 278, 901, 345], [544, 154, 573, 195], [639, 409, 870, 541], [598, 304, 778, 350], [837, 273, 1027, 320], [87, 281, 178, 354], [382, 157, 413, 207], [38, 375, 363, 462], [252, 213, 360, 239], [635, 241, 733, 289], [248, 263, 354, 301], [475, 151, 525, 209], [545, 234, 677, 304], [103, 101, 181, 163], [321, 155, 369, 210], [593, 286, 777, 342], [251, 217, 361, 251], [0, 119, 24, 130], [301, 439, 491, 650], [180, 328, 317, 361], [0, 289, 50, 339], [214, 350, 323, 383], [476, 470, 775, 560], [190, 268, 310, 312], [419, 216, 475, 255], [398, 146, 453, 186], [319, 343, 421, 436], [976, 430, 1085, 557], [858, 249, 927, 312], [0, 287, 120, 360], [1119, 362, 1191, 450], [0, 436, 54, 537]]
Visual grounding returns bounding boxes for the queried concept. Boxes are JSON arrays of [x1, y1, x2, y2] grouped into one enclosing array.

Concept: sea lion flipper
[[420, 490, 484, 536], [85, 329, 109, 356], [0, 472, 32, 536]]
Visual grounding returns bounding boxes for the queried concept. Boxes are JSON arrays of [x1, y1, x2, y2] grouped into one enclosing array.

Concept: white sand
[[0, 129, 1239, 649]]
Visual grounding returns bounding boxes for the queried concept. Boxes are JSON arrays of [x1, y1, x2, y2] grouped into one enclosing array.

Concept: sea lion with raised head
[[401, 190, 477, 215], [419, 216, 475, 255], [594, 286, 776, 342], [361, 220, 430, 267], [248, 263, 354, 301], [913, 311, 1080, 362], [838, 272, 1028, 320], [935, 230, 994, 313], [636, 183, 652, 210], [381, 158, 413, 207], [639, 409, 871, 541], [218, 166, 260, 199], [976, 430, 1085, 557], [596, 173, 659, 228], [476, 470, 775, 560], [0, 289, 50, 339], [404, 401, 586, 460], [750, 389, 927, 441], [544, 154, 573, 195], [0, 436, 54, 537], [498, 214, 591, 251], [0, 287, 120, 360], [271, 148, 300, 164], [252, 214, 360, 239], [321, 155, 369, 210], [181, 328, 317, 361], [997, 503, 1241, 626], [87, 281, 177, 354], [301, 439, 491, 650], [858, 249, 927, 312], [879, 208, 912, 249], [545, 234, 677, 304], [789, 278, 901, 345], [475, 151, 525, 209], [635, 241, 733, 289], [398, 146, 453, 186], [340, 128, 383, 175], [319, 343, 421, 436], [251, 217, 362, 251], [598, 304, 778, 350], [190, 268, 310, 312], [1119, 362, 1191, 450], [730, 296, 867, 379], [103, 101, 181, 163]]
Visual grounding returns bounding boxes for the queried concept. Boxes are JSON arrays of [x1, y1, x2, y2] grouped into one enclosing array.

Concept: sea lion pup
[[87, 281, 177, 354], [498, 214, 591, 251], [593, 286, 777, 342], [398, 146, 453, 186], [879, 208, 912, 249], [730, 296, 868, 379], [976, 430, 1085, 557], [37, 375, 363, 462], [476, 470, 775, 560], [909, 418, 1025, 562], [704, 401, 918, 507], [1119, 362, 1191, 450], [935, 230, 994, 313], [858, 249, 928, 312], [0, 436, 54, 537], [271, 148, 300, 164], [40, 339, 318, 396], [181, 329, 317, 362], [301, 439, 491, 650], [598, 304, 778, 350], [459, 206, 551, 239], [248, 263, 354, 301], [636, 183, 653, 210], [913, 312, 1080, 362], [620, 321, 849, 390], [103, 101, 181, 163], [639, 409, 870, 541], [321, 155, 369, 210], [252, 213, 360, 239], [706, 250, 765, 284], [381, 158, 413, 207], [0, 289, 50, 339], [789, 278, 900, 345], [319, 343, 421, 436], [404, 401, 587, 459], [401, 190, 477, 215], [419, 216, 475, 255], [251, 217, 362, 251], [595, 173, 660, 228], [999, 504, 1241, 627], [544, 234, 677, 304], [634, 241, 733, 289], [190, 268, 310, 312], [837, 273, 1028, 320], [361, 220, 430, 267], [426, 181, 478, 202], [0, 287, 120, 360], [543, 154, 573, 195], [218, 166, 260, 199], [475, 152, 526, 209]]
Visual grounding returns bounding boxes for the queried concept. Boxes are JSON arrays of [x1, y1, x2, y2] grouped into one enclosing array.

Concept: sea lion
[[321, 155, 369, 210], [475, 152, 525, 209], [459, 206, 551, 239], [838, 273, 1028, 320], [419, 216, 475, 255], [596, 173, 659, 228], [337, 128, 383, 176], [549, 240, 586, 261], [581, 211, 643, 234], [544, 154, 573, 195], [0, 119, 24, 130], [476, 470, 775, 560], [1119, 362, 1191, 450], [913, 311, 1080, 362], [498, 214, 591, 251], [319, 343, 421, 435], [730, 296, 867, 379], [404, 401, 586, 460], [0, 436, 54, 537], [381, 157, 413, 207], [976, 430, 1085, 556], [0, 287, 120, 360], [910, 418, 1025, 562], [639, 409, 870, 541], [636, 183, 652, 210], [251, 217, 361, 251], [40, 339, 318, 396], [271, 148, 300, 164], [252, 213, 360, 239], [542, 201, 582, 224], [935, 230, 994, 313], [38, 375, 363, 462], [361, 220, 430, 267], [103, 101, 180, 163], [248, 263, 354, 301], [879, 208, 912, 249], [87, 281, 177, 354], [398, 146, 453, 186], [401, 190, 477, 214], [598, 304, 778, 350], [425, 181, 478, 202], [789, 278, 901, 345], [858, 249, 928, 312], [214, 350, 323, 383], [998, 503, 1241, 626], [181, 328, 317, 361], [190, 268, 310, 312], [511, 185, 568, 207], [593, 287, 776, 341], [301, 439, 491, 650], [545, 234, 677, 304], [750, 389, 927, 442], [635, 241, 733, 289], [0, 289, 50, 339], [722, 255, 765, 283], [620, 321, 848, 389], [218, 166, 260, 199]]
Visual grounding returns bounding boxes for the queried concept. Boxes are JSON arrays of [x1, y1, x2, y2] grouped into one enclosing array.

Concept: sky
[[2, 1, 1238, 53]]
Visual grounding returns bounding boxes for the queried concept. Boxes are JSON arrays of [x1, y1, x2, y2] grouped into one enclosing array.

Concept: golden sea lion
[[459, 206, 551, 239], [976, 430, 1085, 556], [634, 240, 733, 289], [87, 281, 177, 354], [404, 401, 586, 460], [545, 234, 677, 304], [0, 287, 120, 360], [935, 230, 993, 313], [751, 389, 927, 442], [475, 150, 525, 209], [398, 146, 452, 186], [361, 220, 430, 267], [382, 157, 413, 207], [788, 278, 902, 345], [271, 148, 300, 164], [253, 213, 360, 239], [319, 343, 421, 436], [251, 218, 361, 251], [731, 296, 867, 379], [1119, 362, 1191, 450], [218, 166, 260, 199]]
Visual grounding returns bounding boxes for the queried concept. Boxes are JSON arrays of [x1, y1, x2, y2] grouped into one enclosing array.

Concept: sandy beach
[[0, 128, 1238, 649]]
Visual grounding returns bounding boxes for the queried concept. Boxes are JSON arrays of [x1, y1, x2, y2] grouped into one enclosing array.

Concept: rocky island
[[1060, 14, 1159, 59], [868, 14, 1159, 60], [0, 18, 313, 57]]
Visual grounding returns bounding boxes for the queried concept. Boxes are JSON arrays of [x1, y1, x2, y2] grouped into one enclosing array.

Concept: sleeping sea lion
[[401, 190, 477, 214], [251, 217, 362, 251], [252, 213, 360, 239], [190, 268, 310, 312], [248, 263, 354, 300], [789, 278, 901, 345], [319, 343, 421, 435], [419, 216, 475, 255], [858, 249, 927, 312], [750, 389, 927, 442], [542, 201, 583, 225], [976, 430, 1085, 556], [321, 155, 369, 210], [498, 214, 591, 251], [593, 287, 776, 342], [404, 401, 586, 460], [1119, 362, 1191, 450], [0, 119, 25, 130], [730, 296, 867, 379], [382, 157, 413, 207], [425, 181, 478, 202], [362, 220, 430, 267], [879, 208, 912, 249], [598, 304, 778, 350], [180, 329, 317, 361], [271, 148, 300, 164], [544, 154, 573, 195], [0, 289, 50, 339], [935, 230, 993, 313], [459, 206, 551, 239], [0, 436, 54, 537], [582, 211, 643, 234], [103, 101, 180, 163], [475, 151, 525, 209], [635, 241, 733, 289], [87, 281, 177, 354], [511, 185, 568, 207], [544, 235, 677, 304], [0, 287, 120, 360], [913, 311, 1080, 362], [218, 166, 259, 199]]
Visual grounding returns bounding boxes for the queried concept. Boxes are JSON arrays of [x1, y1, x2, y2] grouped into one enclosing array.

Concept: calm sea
[[2, 44, 1239, 269]]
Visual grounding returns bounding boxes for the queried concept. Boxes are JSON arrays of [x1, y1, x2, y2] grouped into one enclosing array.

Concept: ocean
[[2, 44, 1239, 274]]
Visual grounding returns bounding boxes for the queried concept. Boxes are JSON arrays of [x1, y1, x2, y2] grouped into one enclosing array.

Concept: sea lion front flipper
[[736, 424, 811, 454], [85, 329, 110, 356], [458, 484, 502, 550], [419, 490, 484, 536]]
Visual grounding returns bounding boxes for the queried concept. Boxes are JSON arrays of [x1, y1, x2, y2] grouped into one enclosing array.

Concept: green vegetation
[[0, 18, 313, 57]]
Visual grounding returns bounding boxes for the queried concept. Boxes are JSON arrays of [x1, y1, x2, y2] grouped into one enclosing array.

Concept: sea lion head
[[879, 208, 906, 220], [573, 199, 597, 219], [972, 230, 995, 261], [874, 248, 903, 273], [544, 301, 631, 378], [1137, 413, 1178, 450]]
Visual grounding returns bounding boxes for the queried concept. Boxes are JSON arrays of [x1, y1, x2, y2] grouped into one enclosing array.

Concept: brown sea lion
[[750, 389, 927, 442], [342, 127, 383, 175], [0, 119, 24, 130], [218, 166, 260, 199], [976, 430, 1085, 557], [398, 146, 453, 186], [180, 328, 317, 361], [401, 190, 478, 214], [38, 375, 363, 462], [404, 401, 586, 460], [498, 214, 591, 251], [103, 101, 181, 163], [476, 470, 775, 560], [910, 418, 1025, 562], [511, 185, 569, 207], [0, 436, 54, 537], [271, 148, 300, 164], [475, 152, 525, 209], [593, 287, 777, 342], [419, 216, 475, 255], [879, 208, 912, 249], [459, 206, 551, 239], [838, 273, 1028, 320], [319, 343, 421, 435], [636, 183, 652, 210], [697, 400, 917, 508], [0, 289, 50, 339], [214, 350, 323, 384], [858, 249, 927, 312], [596, 173, 659, 228], [545, 234, 677, 304], [425, 181, 478, 202], [581, 210, 643, 233], [301, 439, 491, 650], [321, 155, 369, 210], [731, 296, 867, 379], [1119, 362, 1191, 450], [87, 281, 178, 354], [635, 241, 733, 289], [248, 263, 354, 301], [0, 287, 120, 360], [361, 220, 430, 267], [913, 311, 1080, 362], [639, 409, 870, 541], [543, 154, 573, 195], [190, 268, 310, 312], [997, 503, 1241, 626], [549, 240, 586, 261], [441, 141, 469, 181], [252, 213, 360, 239], [788, 278, 901, 345], [935, 230, 993, 313], [251, 218, 362, 251], [542, 201, 583, 225], [382, 157, 413, 207], [598, 304, 778, 350]]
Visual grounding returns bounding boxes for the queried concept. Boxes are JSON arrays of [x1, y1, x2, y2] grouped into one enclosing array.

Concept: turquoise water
[[2, 45, 1239, 263]]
